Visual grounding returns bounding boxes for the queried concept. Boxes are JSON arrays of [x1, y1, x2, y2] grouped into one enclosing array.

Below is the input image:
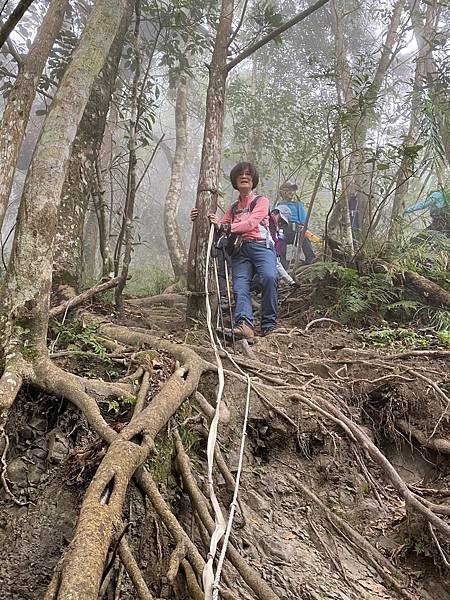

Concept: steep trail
[[0, 297, 449, 599]]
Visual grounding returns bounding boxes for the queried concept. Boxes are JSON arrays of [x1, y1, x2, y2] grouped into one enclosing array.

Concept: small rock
[[28, 417, 48, 432], [27, 464, 45, 485], [246, 489, 270, 514], [29, 447, 48, 460], [260, 535, 294, 563], [6, 458, 28, 488], [47, 431, 69, 463], [20, 425, 37, 441]]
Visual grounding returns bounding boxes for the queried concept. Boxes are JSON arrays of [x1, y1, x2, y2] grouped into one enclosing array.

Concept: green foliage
[[303, 262, 398, 324], [302, 243, 450, 331], [101, 395, 137, 416], [391, 232, 450, 279], [147, 435, 174, 483], [147, 399, 200, 482], [127, 265, 175, 297], [360, 326, 450, 350], [49, 319, 110, 360]]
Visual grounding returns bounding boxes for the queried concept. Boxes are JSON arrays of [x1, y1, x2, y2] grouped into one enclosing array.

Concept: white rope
[[212, 340, 251, 600], [202, 225, 252, 600], [203, 225, 227, 600]]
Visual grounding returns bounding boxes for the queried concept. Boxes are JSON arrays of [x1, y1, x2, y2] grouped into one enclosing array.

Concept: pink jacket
[[220, 193, 270, 241]]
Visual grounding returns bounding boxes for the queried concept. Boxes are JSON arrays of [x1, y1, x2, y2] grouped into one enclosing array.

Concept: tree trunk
[[83, 203, 99, 282], [185, 0, 234, 322], [403, 271, 450, 309], [92, 158, 114, 277], [115, 0, 142, 311], [329, 0, 406, 242], [164, 77, 188, 279], [352, 0, 406, 238], [388, 58, 421, 239], [53, 2, 132, 292], [0, 0, 69, 234], [411, 0, 450, 167], [185, 0, 330, 320], [0, 0, 133, 364], [328, 0, 354, 248], [0, 0, 36, 49]]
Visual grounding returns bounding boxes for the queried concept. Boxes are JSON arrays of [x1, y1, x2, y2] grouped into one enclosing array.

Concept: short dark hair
[[229, 162, 259, 190]]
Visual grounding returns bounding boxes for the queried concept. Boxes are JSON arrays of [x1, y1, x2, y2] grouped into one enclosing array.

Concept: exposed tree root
[[54, 356, 204, 599], [284, 472, 433, 600], [133, 467, 206, 578], [118, 532, 154, 600], [0, 355, 28, 417], [181, 559, 204, 600], [49, 276, 122, 318], [174, 431, 281, 600], [127, 293, 187, 308], [32, 359, 117, 444], [3, 310, 449, 599], [397, 419, 450, 454], [291, 393, 450, 539]]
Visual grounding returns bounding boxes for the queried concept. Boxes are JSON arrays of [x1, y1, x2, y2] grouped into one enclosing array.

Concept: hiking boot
[[223, 320, 255, 341], [261, 325, 284, 337]]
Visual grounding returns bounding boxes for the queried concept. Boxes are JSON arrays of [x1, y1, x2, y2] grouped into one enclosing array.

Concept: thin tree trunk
[[83, 203, 99, 282], [92, 158, 114, 277], [295, 146, 331, 261], [388, 57, 421, 239], [115, 0, 141, 311], [164, 76, 188, 279], [53, 3, 132, 291], [0, 0, 35, 49], [329, 0, 406, 243], [348, 0, 406, 238], [0, 0, 133, 362], [411, 0, 450, 166], [0, 0, 69, 234], [186, 0, 234, 322], [185, 0, 331, 321], [328, 0, 354, 248]]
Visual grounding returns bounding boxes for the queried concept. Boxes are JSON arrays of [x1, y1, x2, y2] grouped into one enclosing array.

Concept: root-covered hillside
[[1, 296, 449, 600]]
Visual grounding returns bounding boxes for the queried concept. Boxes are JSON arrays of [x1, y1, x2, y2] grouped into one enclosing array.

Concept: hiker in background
[[276, 183, 316, 266], [204, 162, 278, 340], [270, 206, 296, 285], [405, 188, 450, 237]]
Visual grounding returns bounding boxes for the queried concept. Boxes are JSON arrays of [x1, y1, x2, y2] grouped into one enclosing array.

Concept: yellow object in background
[[305, 230, 321, 243]]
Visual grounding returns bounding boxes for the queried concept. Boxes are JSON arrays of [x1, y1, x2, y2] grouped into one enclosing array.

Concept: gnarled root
[[291, 393, 450, 540], [174, 431, 281, 600]]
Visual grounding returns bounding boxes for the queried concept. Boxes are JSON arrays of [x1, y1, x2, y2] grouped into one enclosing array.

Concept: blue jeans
[[231, 241, 278, 331]]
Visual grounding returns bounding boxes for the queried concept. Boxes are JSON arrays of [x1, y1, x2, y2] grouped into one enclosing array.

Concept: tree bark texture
[[186, 0, 234, 321], [403, 271, 450, 309], [53, 3, 133, 291], [82, 203, 99, 282], [0, 0, 69, 234], [328, 0, 354, 248], [92, 159, 114, 278], [164, 77, 188, 279], [0, 0, 133, 355], [115, 0, 142, 310]]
